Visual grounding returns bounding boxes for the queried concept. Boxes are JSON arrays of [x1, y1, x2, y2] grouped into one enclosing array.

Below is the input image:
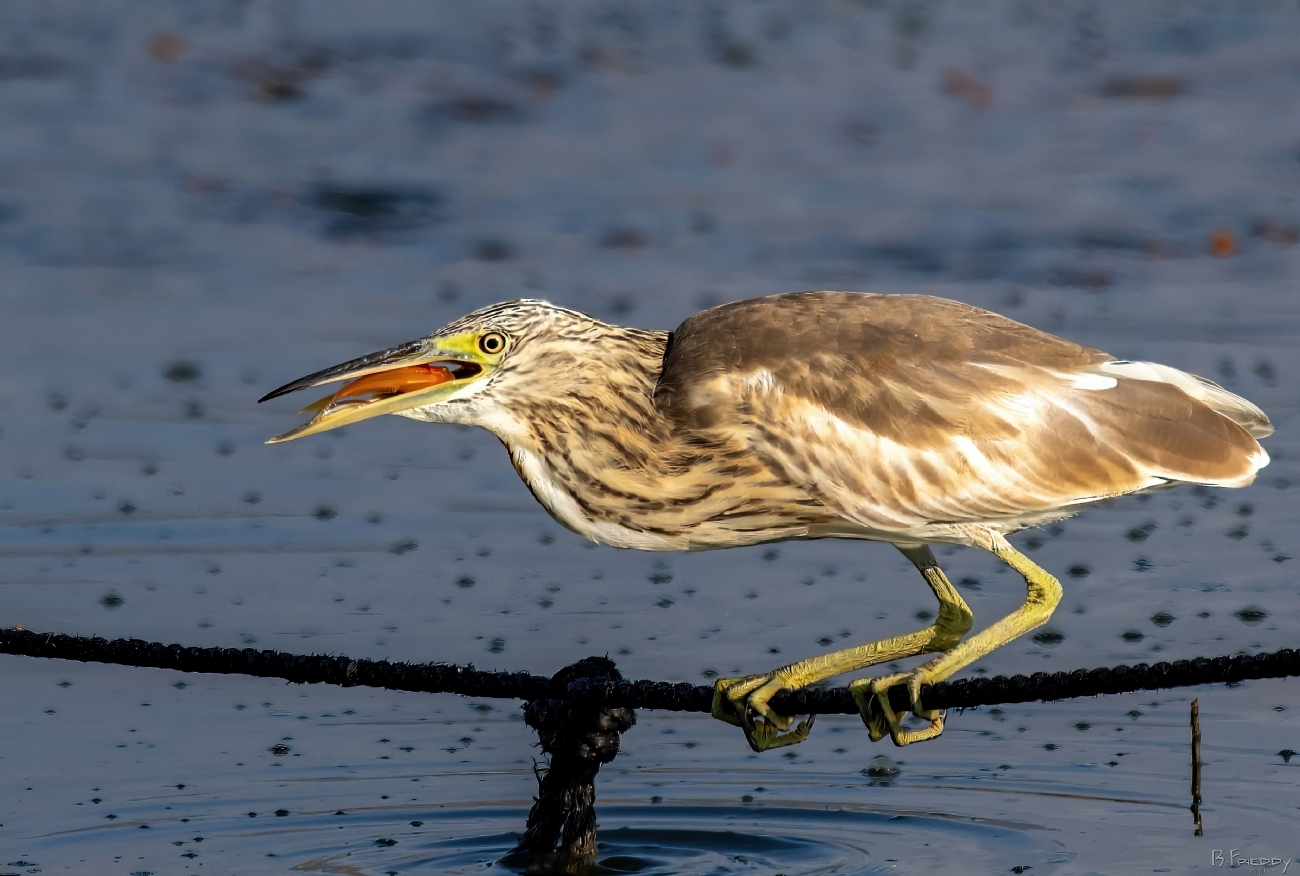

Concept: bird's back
[[655, 292, 1269, 541]]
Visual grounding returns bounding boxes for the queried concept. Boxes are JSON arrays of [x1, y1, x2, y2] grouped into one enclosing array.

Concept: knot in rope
[[511, 657, 637, 869]]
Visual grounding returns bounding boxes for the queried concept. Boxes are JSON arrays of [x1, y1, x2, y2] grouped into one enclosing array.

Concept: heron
[[260, 292, 1272, 751]]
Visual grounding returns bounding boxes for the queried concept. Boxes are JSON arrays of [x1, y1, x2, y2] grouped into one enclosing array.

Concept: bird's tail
[[1098, 360, 1273, 438]]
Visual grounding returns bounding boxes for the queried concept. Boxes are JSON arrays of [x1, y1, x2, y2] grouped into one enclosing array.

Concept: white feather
[[1069, 372, 1118, 390]]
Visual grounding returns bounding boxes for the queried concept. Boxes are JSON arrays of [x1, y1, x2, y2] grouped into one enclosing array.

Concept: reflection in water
[[1190, 699, 1203, 837]]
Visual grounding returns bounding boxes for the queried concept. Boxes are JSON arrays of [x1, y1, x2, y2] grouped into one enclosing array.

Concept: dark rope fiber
[[5, 627, 1295, 870], [1, 627, 1296, 714], [508, 657, 635, 868]]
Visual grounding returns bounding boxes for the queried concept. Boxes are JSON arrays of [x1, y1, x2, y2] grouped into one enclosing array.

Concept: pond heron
[[261, 292, 1272, 751]]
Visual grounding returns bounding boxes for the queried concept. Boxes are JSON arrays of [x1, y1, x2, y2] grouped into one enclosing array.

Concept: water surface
[[1, 2, 1298, 872]]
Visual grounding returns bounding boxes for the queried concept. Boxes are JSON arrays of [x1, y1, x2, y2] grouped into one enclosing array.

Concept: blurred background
[[1, 1, 1298, 872]]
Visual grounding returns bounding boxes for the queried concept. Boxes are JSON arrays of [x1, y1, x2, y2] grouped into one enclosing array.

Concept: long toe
[[851, 672, 947, 747], [864, 697, 893, 742], [749, 716, 814, 751], [745, 674, 801, 732], [712, 673, 814, 752], [850, 677, 897, 742], [711, 673, 771, 728]]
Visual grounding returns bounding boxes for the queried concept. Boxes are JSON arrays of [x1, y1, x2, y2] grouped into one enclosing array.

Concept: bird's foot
[[712, 673, 814, 752], [849, 670, 945, 746]]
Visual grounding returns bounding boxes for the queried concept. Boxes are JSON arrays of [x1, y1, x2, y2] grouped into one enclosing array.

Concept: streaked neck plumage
[[413, 323, 826, 550]]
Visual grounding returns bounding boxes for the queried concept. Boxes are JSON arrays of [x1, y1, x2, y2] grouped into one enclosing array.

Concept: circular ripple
[[287, 803, 1064, 875]]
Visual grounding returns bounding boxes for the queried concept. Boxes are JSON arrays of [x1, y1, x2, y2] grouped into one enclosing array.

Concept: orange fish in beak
[[326, 363, 457, 406]]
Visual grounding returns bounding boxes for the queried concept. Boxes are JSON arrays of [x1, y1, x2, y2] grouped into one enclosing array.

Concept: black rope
[[0, 627, 551, 699], [4, 626, 1295, 871], [507, 657, 635, 867], [2, 627, 1296, 714]]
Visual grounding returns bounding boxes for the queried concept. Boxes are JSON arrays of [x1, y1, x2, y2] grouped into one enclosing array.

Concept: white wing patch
[[1068, 372, 1118, 391], [1098, 359, 1206, 396]]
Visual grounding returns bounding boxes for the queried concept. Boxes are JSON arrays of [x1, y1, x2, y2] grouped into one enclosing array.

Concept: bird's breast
[[508, 446, 689, 550]]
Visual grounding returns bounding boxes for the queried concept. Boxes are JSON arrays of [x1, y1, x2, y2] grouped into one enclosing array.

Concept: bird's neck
[[482, 329, 763, 549]]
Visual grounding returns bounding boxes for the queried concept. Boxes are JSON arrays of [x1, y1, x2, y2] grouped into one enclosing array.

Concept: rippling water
[[2, 2, 1298, 872]]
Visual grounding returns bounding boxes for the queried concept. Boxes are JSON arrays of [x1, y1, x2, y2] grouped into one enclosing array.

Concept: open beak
[[258, 338, 484, 443]]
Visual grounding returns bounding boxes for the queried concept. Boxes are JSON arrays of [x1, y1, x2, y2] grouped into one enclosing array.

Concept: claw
[[712, 673, 816, 752], [849, 671, 946, 747], [861, 691, 893, 742]]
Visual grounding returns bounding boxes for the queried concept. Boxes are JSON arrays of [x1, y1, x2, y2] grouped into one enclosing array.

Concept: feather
[[656, 292, 1270, 539]]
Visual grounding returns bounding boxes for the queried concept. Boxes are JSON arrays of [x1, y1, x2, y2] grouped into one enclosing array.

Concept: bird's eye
[[478, 332, 507, 355]]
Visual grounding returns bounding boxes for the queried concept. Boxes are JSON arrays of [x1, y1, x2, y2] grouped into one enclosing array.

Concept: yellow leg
[[713, 545, 973, 752], [850, 532, 1062, 746]]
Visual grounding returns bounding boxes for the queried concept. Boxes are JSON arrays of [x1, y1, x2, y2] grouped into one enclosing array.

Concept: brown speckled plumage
[[264, 290, 1272, 750], [387, 292, 1268, 551]]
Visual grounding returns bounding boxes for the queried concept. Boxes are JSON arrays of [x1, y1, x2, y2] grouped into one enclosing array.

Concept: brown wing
[[655, 292, 1268, 533]]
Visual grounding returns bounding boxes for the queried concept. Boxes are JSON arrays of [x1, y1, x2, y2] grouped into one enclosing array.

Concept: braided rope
[[5, 626, 1294, 865], [1, 627, 1295, 714]]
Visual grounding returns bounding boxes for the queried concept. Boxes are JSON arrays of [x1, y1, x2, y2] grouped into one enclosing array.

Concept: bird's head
[[259, 299, 605, 443]]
